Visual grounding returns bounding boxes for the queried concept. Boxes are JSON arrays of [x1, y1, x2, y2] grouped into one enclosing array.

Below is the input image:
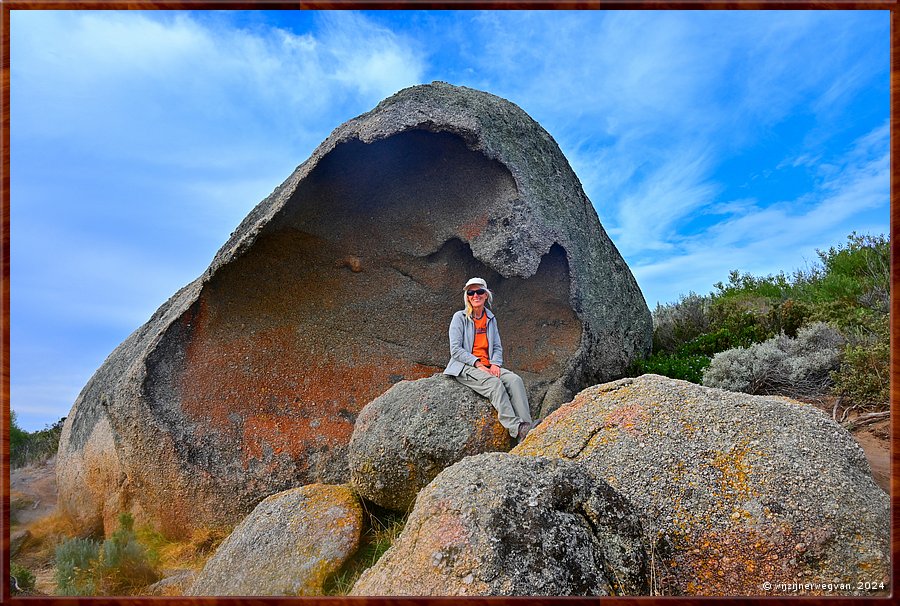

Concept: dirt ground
[[9, 456, 61, 595], [849, 418, 891, 493]]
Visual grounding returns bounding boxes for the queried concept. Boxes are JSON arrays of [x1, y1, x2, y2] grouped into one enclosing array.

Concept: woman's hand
[[486, 364, 501, 378]]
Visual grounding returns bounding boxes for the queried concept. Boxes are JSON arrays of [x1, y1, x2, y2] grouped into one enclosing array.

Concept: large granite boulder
[[57, 81, 651, 536], [349, 374, 512, 511], [187, 484, 362, 596], [514, 374, 890, 596], [351, 453, 648, 596]]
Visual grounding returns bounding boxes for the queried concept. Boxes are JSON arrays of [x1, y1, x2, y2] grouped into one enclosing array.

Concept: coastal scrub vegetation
[[629, 232, 890, 419], [9, 412, 65, 468]]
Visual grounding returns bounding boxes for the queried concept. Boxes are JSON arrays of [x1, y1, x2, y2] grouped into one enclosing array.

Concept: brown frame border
[[1, 1, 896, 604]]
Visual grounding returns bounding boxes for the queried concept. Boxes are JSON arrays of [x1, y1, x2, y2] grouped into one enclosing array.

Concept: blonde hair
[[463, 285, 493, 319]]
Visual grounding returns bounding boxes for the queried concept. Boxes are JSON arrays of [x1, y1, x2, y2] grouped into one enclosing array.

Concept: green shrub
[[94, 514, 159, 594], [764, 299, 811, 338], [702, 322, 844, 399], [10, 415, 66, 469], [10, 561, 36, 594], [629, 352, 711, 384], [651, 293, 711, 354], [830, 314, 890, 411], [55, 537, 100, 596], [54, 513, 159, 596]]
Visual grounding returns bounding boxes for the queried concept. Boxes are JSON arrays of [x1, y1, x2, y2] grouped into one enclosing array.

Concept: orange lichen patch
[[179, 317, 436, 468], [600, 403, 649, 437], [468, 409, 514, 451], [672, 525, 809, 596], [458, 213, 489, 242], [242, 415, 352, 463]]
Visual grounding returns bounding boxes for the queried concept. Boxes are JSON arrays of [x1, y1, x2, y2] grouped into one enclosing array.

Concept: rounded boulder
[[187, 484, 362, 596], [349, 374, 512, 511], [350, 453, 648, 596], [57, 81, 651, 536], [514, 374, 890, 596]]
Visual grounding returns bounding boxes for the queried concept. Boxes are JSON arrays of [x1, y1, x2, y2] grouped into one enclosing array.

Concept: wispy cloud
[[632, 122, 890, 306]]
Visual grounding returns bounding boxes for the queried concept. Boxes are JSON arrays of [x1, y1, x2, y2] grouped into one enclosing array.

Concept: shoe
[[516, 421, 532, 442], [531, 417, 543, 428]]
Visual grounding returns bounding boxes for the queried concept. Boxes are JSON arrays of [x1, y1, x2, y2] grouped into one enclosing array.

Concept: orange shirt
[[472, 313, 490, 366]]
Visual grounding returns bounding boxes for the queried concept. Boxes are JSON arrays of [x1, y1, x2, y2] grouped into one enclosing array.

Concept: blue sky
[[9, 10, 889, 430]]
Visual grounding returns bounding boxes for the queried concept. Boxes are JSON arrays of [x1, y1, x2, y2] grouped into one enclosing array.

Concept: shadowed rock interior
[[143, 129, 583, 496]]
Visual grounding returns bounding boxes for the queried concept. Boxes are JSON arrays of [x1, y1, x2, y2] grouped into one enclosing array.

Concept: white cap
[[465, 277, 487, 290]]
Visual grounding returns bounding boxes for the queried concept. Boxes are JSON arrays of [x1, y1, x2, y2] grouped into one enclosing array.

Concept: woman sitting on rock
[[443, 277, 537, 443]]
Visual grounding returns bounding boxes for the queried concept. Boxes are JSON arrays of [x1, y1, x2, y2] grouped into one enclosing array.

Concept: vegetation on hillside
[[629, 232, 890, 420], [10, 412, 65, 468]]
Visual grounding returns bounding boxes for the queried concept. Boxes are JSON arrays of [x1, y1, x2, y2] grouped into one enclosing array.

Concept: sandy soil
[[10, 456, 59, 525], [850, 418, 891, 493]]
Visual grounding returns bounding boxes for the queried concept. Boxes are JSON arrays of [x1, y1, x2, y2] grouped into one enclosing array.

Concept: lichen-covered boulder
[[514, 374, 890, 596], [187, 484, 362, 596], [57, 81, 651, 536], [351, 453, 648, 596], [349, 374, 512, 511]]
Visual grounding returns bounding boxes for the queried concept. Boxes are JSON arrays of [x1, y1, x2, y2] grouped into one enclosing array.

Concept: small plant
[[55, 536, 100, 596], [94, 513, 159, 594], [54, 513, 160, 596], [10, 561, 36, 595]]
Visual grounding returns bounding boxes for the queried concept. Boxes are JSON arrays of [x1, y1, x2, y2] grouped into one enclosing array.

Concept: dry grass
[[136, 524, 232, 573], [17, 511, 82, 568]]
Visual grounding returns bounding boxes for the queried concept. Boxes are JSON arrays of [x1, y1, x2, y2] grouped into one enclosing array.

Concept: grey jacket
[[443, 308, 504, 376]]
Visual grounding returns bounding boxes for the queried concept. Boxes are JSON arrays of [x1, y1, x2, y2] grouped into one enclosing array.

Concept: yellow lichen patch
[[709, 439, 760, 503]]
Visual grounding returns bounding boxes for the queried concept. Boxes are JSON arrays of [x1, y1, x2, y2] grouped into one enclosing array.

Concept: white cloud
[[10, 10, 426, 167]]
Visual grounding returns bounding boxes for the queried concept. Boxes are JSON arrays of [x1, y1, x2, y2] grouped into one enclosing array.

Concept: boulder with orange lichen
[[514, 374, 890, 596], [57, 81, 650, 537], [187, 484, 362, 596], [349, 374, 512, 511], [350, 453, 648, 596]]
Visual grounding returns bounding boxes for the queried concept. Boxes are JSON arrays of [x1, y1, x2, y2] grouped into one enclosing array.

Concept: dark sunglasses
[[467, 288, 487, 296]]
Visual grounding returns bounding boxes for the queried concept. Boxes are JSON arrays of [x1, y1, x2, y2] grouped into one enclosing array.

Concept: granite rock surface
[[351, 453, 648, 596], [187, 484, 362, 596], [514, 374, 891, 596], [348, 374, 512, 511], [57, 82, 651, 536]]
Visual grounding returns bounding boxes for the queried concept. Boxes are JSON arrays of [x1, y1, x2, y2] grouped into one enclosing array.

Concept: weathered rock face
[[57, 81, 651, 536], [514, 374, 891, 596], [351, 453, 648, 596], [349, 374, 512, 511], [187, 484, 362, 596]]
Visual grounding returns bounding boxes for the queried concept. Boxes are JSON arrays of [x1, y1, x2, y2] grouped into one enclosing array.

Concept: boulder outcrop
[[349, 374, 512, 511], [350, 453, 648, 596], [187, 484, 362, 596], [57, 81, 651, 536], [514, 374, 890, 596]]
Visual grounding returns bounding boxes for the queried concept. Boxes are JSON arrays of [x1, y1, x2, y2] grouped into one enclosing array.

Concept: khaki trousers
[[455, 365, 531, 438]]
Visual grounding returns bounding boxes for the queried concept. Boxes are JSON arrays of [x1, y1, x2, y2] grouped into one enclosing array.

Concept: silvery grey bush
[[702, 322, 843, 398]]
